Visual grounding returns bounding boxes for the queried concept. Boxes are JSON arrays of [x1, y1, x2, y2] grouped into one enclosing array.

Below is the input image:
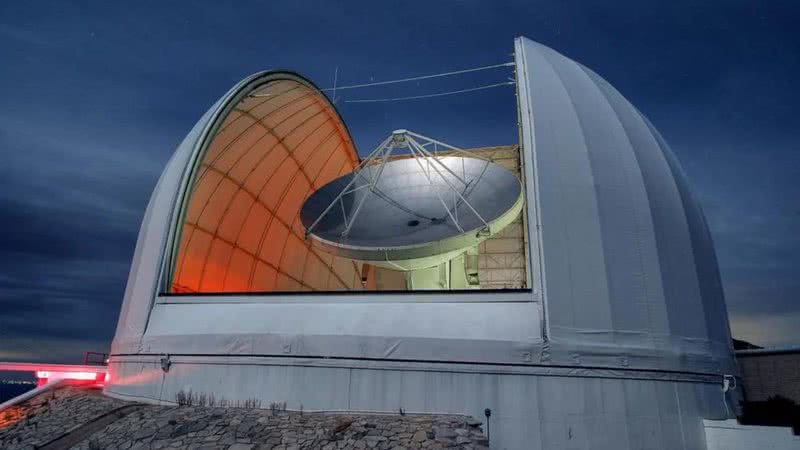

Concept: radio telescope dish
[[301, 130, 523, 289]]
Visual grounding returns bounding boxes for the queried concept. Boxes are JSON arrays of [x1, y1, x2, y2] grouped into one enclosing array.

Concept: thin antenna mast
[[332, 66, 339, 103]]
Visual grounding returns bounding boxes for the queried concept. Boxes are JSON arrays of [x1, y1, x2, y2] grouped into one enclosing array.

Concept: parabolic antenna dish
[[301, 131, 523, 272]]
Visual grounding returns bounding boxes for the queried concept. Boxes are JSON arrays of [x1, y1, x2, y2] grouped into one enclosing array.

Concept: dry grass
[[174, 390, 266, 410]]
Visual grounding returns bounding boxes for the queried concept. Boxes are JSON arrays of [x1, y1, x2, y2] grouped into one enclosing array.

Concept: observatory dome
[[515, 38, 735, 373], [107, 37, 737, 450]]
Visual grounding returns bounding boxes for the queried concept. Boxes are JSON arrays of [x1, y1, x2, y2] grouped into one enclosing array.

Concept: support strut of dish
[[303, 129, 494, 239]]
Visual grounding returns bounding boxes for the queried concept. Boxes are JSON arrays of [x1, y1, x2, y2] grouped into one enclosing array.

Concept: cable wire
[[322, 62, 514, 91], [344, 81, 515, 104]]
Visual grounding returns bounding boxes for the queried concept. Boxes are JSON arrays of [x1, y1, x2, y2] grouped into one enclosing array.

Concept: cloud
[[0, 336, 112, 364]]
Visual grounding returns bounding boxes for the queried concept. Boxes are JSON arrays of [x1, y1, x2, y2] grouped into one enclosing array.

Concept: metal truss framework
[[304, 129, 495, 239]]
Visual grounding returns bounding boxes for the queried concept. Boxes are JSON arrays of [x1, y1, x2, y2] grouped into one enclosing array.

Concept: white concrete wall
[[704, 419, 799, 450], [107, 358, 729, 450]]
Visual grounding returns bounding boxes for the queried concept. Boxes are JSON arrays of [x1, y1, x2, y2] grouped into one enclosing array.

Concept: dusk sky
[[1, 1, 798, 363]]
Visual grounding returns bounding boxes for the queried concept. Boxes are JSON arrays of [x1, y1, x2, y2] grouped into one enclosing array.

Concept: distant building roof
[[733, 338, 763, 350], [736, 346, 800, 356]]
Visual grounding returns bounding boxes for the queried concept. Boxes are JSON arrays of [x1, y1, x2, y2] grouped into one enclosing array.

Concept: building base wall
[[704, 419, 800, 449], [106, 356, 733, 450]]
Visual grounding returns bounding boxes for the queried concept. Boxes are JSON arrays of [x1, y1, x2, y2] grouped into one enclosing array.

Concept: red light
[[35, 370, 103, 381]]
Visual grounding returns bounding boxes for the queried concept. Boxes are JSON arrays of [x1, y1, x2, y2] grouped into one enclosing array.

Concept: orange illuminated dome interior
[[169, 78, 377, 293]]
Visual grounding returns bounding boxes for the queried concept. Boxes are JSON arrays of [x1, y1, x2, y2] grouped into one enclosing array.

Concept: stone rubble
[[0, 386, 128, 449], [0, 386, 490, 449]]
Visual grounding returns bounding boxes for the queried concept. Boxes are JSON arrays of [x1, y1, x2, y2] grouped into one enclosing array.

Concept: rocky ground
[[0, 386, 128, 449], [0, 386, 490, 450]]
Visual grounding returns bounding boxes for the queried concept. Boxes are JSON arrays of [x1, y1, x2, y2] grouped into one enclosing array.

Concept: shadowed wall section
[[169, 79, 366, 293]]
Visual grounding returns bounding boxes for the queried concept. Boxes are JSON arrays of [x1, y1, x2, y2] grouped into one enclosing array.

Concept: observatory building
[[107, 37, 738, 449]]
